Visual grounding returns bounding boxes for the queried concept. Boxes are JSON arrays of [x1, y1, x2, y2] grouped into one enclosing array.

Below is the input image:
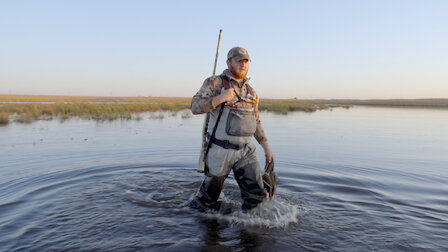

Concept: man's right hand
[[220, 87, 235, 102], [212, 87, 235, 107]]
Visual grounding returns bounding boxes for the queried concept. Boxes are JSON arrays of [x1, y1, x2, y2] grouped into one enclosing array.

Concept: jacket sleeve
[[253, 92, 268, 144], [191, 76, 221, 115]]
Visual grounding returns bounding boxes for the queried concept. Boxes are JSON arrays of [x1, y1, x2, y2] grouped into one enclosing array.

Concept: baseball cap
[[227, 47, 250, 61]]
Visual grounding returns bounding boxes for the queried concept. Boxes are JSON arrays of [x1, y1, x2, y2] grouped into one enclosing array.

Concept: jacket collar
[[223, 69, 250, 87]]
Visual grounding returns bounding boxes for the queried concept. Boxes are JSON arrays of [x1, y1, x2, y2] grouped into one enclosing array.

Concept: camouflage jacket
[[191, 69, 267, 144]]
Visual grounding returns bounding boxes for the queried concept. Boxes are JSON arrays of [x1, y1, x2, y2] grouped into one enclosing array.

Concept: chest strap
[[207, 133, 242, 150]]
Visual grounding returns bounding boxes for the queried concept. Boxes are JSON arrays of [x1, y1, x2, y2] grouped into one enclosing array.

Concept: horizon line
[[1, 94, 448, 101]]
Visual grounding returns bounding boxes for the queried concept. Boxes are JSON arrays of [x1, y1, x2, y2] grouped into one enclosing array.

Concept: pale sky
[[1, 0, 447, 99]]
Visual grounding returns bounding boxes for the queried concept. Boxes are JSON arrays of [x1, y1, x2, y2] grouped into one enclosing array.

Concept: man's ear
[[226, 59, 231, 68]]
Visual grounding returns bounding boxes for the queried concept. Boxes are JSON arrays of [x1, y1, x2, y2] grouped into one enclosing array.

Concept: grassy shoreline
[[1, 95, 447, 125], [306, 98, 448, 108]]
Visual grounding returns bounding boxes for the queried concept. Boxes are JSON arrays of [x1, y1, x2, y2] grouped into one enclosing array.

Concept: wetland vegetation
[[1, 95, 447, 125]]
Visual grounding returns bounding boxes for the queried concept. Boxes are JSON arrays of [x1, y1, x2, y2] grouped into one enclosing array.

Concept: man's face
[[227, 58, 249, 79]]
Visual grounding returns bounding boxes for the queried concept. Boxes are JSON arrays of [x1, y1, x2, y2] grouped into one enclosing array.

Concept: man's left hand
[[260, 141, 274, 164]]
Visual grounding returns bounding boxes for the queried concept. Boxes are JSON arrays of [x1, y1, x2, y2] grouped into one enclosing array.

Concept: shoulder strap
[[220, 74, 245, 102], [203, 74, 229, 174], [220, 74, 231, 89]]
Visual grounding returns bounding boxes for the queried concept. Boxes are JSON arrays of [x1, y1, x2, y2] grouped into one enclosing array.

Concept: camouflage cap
[[227, 47, 250, 61]]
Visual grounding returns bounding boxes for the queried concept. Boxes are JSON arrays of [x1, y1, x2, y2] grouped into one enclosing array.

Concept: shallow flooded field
[[1, 107, 447, 251]]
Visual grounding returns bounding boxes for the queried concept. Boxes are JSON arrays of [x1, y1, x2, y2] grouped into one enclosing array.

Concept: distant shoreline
[[1, 94, 448, 106], [1, 94, 447, 125]]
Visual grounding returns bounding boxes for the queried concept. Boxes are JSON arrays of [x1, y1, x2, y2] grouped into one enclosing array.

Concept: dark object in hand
[[263, 161, 278, 200]]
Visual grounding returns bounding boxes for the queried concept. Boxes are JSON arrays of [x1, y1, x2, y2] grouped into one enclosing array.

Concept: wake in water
[[203, 199, 302, 229], [191, 191, 303, 229], [121, 166, 303, 230]]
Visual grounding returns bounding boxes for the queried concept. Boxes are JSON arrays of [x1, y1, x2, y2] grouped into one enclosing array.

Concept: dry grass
[[2, 94, 445, 125], [0, 94, 191, 103], [259, 98, 448, 113], [0, 102, 190, 122], [0, 95, 331, 124], [0, 95, 191, 124], [259, 99, 322, 114], [307, 98, 448, 108], [0, 112, 9, 125]]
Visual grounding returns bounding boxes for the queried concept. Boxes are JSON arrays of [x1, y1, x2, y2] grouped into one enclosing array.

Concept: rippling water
[[1, 107, 447, 251]]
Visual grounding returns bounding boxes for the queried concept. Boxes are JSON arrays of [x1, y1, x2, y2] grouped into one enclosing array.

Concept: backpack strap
[[203, 74, 231, 174], [220, 74, 231, 89]]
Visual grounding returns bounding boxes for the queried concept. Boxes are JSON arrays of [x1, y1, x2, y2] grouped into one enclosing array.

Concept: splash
[[204, 196, 302, 229]]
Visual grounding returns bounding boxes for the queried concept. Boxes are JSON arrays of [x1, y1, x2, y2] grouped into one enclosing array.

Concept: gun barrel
[[212, 29, 223, 76]]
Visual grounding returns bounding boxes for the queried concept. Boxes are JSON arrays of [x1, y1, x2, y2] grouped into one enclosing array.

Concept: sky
[[1, 0, 447, 99]]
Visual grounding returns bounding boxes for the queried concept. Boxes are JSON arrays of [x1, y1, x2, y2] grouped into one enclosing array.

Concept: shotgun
[[197, 29, 222, 172]]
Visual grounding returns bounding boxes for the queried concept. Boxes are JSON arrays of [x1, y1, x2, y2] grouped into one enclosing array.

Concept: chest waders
[[191, 73, 266, 212], [191, 73, 277, 213], [202, 74, 278, 198]]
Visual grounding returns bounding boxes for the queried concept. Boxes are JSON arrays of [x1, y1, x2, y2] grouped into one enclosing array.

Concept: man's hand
[[212, 87, 235, 107], [219, 87, 235, 103], [260, 141, 274, 164]]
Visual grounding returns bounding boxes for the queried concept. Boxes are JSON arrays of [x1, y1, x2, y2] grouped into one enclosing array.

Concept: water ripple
[[0, 158, 447, 250]]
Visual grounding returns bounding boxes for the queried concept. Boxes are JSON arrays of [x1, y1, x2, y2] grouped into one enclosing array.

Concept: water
[[1, 107, 447, 251]]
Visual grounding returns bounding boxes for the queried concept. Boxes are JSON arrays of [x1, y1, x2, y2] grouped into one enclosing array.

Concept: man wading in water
[[190, 47, 275, 212]]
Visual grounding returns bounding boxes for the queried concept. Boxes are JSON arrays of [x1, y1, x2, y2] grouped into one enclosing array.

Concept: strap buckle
[[222, 140, 230, 149]]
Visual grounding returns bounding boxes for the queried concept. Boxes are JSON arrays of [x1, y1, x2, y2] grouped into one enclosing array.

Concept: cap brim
[[233, 55, 250, 61]]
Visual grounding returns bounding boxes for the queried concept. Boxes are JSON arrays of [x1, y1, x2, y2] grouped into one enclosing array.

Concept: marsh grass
[[0, 95, 329, 124], [0, 112, 9, 125], [3, 95, 446, 125], [0, 94, 192, 104], [259, 99, 321, 114], [308, 98, 448, 108], [1, 102, 189, 123]]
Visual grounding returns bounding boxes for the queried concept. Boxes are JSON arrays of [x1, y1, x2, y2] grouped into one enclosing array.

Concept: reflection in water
[[199, 216, 277, 251], [237, 229, 274, 252], [1, 107, 448, 250], [200, 219, 229, 251]]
